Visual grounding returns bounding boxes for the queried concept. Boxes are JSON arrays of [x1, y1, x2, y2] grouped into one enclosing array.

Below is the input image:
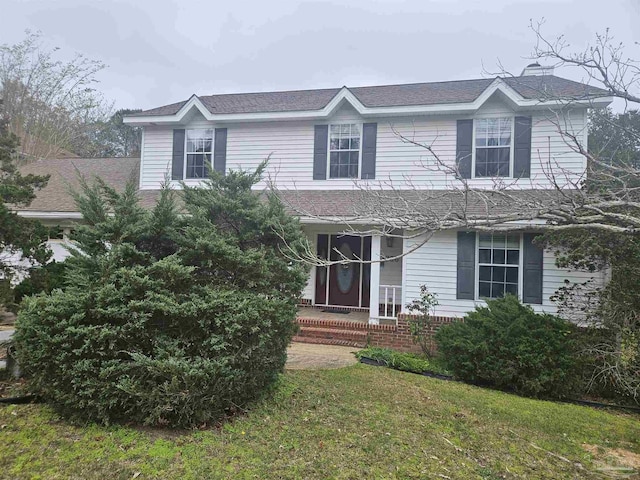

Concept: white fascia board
[[123, 82, 614, 126], [15, 211, 84, 220]]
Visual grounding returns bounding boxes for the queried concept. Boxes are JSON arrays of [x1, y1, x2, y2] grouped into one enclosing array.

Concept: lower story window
[[478, 233, 520, 299]]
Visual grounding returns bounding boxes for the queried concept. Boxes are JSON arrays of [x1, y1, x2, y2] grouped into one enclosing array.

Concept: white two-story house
[[17, 64, 612, 328]]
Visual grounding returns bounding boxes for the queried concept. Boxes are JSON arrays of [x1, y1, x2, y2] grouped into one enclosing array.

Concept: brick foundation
[[295, 313, 458, 353]]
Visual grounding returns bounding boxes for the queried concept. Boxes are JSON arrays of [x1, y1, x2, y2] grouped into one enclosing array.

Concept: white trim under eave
[[123, 82, 614, 126], [15, 211, 84, 220]]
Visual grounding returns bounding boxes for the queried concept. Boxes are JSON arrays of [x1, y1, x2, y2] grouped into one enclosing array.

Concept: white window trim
[[474, 232, 524, 301], [471, 116, 515, 179], [183, 128, 214, 180], [326, 123, 363, 180]]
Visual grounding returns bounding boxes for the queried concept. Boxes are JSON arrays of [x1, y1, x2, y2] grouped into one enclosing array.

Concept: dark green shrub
[[435, 295, 581, 399], [13, 261, 67, 304], [14, 165, 308, 427]]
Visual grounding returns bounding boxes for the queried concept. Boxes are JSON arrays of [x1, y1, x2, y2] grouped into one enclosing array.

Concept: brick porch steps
[[295, 316, 372, 348], [291, 335, 365, 348]]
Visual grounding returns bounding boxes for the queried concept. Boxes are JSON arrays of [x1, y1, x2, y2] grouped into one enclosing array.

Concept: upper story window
[[329, 124, 361, 179], [478, 233, 520, 299], [185, 129, 213, 179], [475, 117, 512, 177]]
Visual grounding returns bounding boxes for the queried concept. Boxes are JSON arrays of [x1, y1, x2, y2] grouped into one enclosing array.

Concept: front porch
[[303, 229, 404, 325]]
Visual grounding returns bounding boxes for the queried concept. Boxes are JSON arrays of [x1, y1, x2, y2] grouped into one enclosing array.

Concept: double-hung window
[[329, 124, 361, 178], [475, 117, 512, 177], [478, 233, 520, 299], [185, 129, 213, 179]]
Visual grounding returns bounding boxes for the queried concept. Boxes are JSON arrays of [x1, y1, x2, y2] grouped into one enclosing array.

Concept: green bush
[[14, 165, 309, 427], [356, 347, 450, 376], [13, 261, 67, 305], [435, 295, 581, 399]]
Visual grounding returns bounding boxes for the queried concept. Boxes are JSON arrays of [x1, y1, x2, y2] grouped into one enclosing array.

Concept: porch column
[[369, 235, 381, 325]]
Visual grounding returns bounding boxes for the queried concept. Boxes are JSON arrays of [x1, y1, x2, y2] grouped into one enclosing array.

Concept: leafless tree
[[0, 31, 112, 163]]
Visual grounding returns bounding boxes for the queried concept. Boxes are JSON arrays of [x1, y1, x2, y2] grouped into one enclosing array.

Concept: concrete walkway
[[0, 329, 14, 342], [286, 342, 359, 370]]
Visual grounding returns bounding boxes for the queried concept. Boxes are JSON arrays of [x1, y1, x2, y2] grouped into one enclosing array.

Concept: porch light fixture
[[385, 236, 394, 248]]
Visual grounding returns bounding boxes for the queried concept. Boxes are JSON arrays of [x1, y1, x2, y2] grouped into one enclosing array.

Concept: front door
[[328, 235, 362, 306]]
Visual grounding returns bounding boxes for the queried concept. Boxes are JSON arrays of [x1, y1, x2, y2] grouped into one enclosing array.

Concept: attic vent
[[520, 63, 554, 76]]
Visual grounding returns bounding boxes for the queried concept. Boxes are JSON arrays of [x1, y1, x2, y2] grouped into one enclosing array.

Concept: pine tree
[[0, 115, 50, 305]]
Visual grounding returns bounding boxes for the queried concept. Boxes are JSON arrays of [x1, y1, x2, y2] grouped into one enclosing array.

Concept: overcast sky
[[3, 0, 638, 111]]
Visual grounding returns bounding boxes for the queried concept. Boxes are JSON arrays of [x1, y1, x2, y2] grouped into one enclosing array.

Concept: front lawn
[[1, 364, 639, 479]]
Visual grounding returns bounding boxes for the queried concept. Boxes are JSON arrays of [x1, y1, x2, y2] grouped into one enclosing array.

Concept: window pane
[[330, 152, 339, 166], [505, 283, 518, 296], [493, 235, 506, 246], [340, 138, 350, 149], [479, 235, 492, 248], [350, 150, 359, 166], [475, 149, 488, 177], [351, 124, 360, 136], [479, 281, 491, 298], [507, 235, 520, 248], [330, 125, 340, 134], [479, 266, 491, 281], [330, 164, 339, 178], [348, 164, 358, 177], [507, 250, 519, 265], [479, 248, 491, 264], [506, 267, 518, 284], [493, 249, 505, 264], [341, 124, 350, 135], [351, 137, 360, 149], [497, 148, 510, 176], [492, 283, 505, 298], [492, 266, 506, 282], [330, 138, 339, 150]]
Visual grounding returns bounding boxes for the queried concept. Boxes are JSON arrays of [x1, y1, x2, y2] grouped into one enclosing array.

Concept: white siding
[[403, 230, 604, 318], [139, 98, 588, 191]]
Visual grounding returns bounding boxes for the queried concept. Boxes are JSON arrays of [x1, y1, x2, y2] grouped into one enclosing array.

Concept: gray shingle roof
[[133, 75, 609, 117], [16, 157, 140, 212], [11, 158, 558, 222]]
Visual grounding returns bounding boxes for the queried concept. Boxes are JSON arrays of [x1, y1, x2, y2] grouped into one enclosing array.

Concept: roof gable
[[125, 75, 612, 125]]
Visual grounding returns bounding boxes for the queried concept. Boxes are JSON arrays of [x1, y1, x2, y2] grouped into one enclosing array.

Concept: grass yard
[[1, 364, 639, 479]]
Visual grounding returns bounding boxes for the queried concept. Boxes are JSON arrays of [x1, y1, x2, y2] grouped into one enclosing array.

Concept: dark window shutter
[[522, 233, 543, 304], [172, 129, 185, 180], [456, 119, 473, 179], [361, 122, 377, 179], [214, 128, 227, 175], [514, 116, 532, 178], [457, 231, 476, 299], [313, 125, 328, 180]]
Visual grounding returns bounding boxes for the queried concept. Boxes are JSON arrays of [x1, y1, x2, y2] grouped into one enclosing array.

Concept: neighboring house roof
[[15, 157, 139, 213], [132, 75, 609, 117]]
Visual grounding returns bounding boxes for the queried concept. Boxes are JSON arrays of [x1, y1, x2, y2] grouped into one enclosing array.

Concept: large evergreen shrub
[[435, 295, 581, 399], [13, 166, 308, 427]]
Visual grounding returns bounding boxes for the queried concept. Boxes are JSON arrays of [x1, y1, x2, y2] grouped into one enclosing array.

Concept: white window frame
[[327, 123, 363, 180], [472, 116, 515, 179], [184, 128, 214, 180], [474, 232, 524, 301]]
